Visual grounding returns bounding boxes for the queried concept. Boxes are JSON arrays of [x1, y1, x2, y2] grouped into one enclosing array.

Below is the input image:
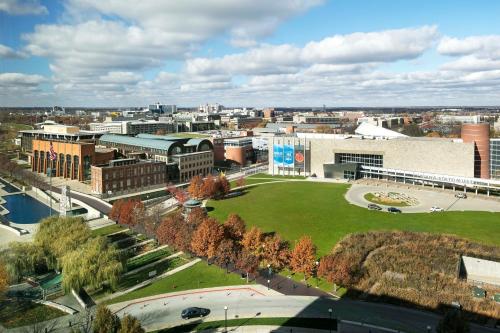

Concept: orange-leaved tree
[[241, 226, 263, 257], [190, 218, 225, 259], [262, 234, 290, 270], [223, 214, 246, 241], [235, 250, 260, 283], [187, 175, 204, 199], [290, 236, 317, 281]]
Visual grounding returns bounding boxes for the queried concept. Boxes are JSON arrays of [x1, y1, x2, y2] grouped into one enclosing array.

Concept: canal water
[[1, 178, 56, 224]]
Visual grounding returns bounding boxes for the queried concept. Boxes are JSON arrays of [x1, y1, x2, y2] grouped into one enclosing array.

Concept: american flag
[[49, 142, 57, 161]]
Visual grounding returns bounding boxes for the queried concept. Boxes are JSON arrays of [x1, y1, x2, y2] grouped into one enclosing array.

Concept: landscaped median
[[154, 317, 337, 333]]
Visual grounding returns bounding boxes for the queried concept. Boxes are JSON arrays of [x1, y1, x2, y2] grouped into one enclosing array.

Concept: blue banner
[[273, 145, 283, 164], [284, 145, 294, 167]]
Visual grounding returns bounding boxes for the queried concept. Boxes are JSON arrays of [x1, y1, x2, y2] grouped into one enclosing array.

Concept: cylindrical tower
[[461, 123, 490, 179]]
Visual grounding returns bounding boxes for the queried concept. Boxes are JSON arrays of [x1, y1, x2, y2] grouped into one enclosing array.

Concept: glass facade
[[491, 139, 500, 179], [336, 153, 383, 168]]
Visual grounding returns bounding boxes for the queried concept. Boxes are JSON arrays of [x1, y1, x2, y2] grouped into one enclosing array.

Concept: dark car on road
[[387, 207, 402, 213], [181, 307, 210, 319], [368, 203, 382, 211]]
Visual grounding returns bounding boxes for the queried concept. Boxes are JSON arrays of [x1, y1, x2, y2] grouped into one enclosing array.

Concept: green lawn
[[209, 181, 500, 256], [0, 300, 66, 328], [91, 224, 125, 237], [107, 261, 248, 304]]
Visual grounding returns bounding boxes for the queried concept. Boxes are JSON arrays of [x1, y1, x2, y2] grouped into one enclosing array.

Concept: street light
[[426, 325, 432, 333], [267, 279, 270, 290], [267, 264, 272, 278], [328, 308, 333, 333], [315, 261, 319, 287], [224, 306, 228, 333]]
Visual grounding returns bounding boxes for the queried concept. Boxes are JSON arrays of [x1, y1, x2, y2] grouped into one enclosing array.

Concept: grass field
[[209, 181, 500, 256], [0, 300, 66, 328], [107, 261, 249, 304]]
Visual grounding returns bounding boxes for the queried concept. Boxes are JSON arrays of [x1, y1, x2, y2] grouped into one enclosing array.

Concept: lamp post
[[267, 279, 270, 290], [328, 308, 333, 333], [315, 261, 319, 287], [267, 264, 272, 279], [224, 306, 228, 333], [426, 325, 432, 333]]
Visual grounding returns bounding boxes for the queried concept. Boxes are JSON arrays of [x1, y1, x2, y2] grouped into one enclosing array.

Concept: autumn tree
[[109, 199, 144, 226], [235, 250, 259, 283], [216, 175, 231, 198], [167, 183, 189, 204], [0, 262, 8, 298], [214, 238, 239, 271], [262, 234, 290, 270], [290, 236, 317, 281], [93, 305, 120, 333], [318, 253, 358, 287], [118, 315, 145, 333], [190, 218, 225, 259], [315, 125, 334, 134], [155, 213, 185, 249], [61, 237, 123, 292], [187, 175, 204, 199], [200, 174, 216, 198], [241, 226, 263, 257], [223, 214, 246, 241]]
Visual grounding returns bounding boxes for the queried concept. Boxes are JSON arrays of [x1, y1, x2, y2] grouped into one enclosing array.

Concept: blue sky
[[1, 0, 500, 106]]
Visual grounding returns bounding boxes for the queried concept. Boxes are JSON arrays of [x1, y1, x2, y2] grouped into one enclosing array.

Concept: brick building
[[91, 158, 166, 195], [31, 139, 114, 181]]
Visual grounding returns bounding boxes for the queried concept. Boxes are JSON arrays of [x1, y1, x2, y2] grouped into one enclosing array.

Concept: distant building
[[91, 158, 166, 195], [89, 120, 175, 135], [149, 103, 177, 115], [491, 138, 500, 179], [224, 137, 255, 166]]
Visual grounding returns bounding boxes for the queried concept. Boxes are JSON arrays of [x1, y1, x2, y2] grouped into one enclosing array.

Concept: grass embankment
[[156, 317, 337, 332], [91, 224, 125, 237], [280, 268, 347, 296], [126, 248, 172, 271], [0, 301, 66, 328], [107, 261, 249, 304], [209, 181, 500, 256]]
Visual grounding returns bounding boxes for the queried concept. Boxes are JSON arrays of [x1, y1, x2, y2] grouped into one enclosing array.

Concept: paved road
[[37, 181, 112, 215], [107, 286, 498, 333]]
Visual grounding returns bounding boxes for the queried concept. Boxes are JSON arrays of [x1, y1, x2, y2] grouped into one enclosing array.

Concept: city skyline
[[2, 0, 500, 107]]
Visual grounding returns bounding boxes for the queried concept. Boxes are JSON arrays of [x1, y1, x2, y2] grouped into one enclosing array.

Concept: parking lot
[[345, 181, 500, 213]]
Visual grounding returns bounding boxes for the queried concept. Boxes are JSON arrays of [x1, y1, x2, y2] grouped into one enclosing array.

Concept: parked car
[[387, 207, 402, 213], [181, 307, 210, 319], [430, 206, 444, 212], [455, 192, 467, 199], [368, 203, 382, 211]]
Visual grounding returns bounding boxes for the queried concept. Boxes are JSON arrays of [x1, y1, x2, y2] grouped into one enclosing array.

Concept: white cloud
[[0, 72, 45, 87], [0, 44, 26, 58], [438, 35, 500, 58], [302, 26, 439, 63], [0, 0, 47, 15], [185, 26, 439, 77]]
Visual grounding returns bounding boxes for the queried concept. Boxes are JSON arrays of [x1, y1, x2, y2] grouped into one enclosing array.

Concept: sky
[[1, 0, 500, 107]]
